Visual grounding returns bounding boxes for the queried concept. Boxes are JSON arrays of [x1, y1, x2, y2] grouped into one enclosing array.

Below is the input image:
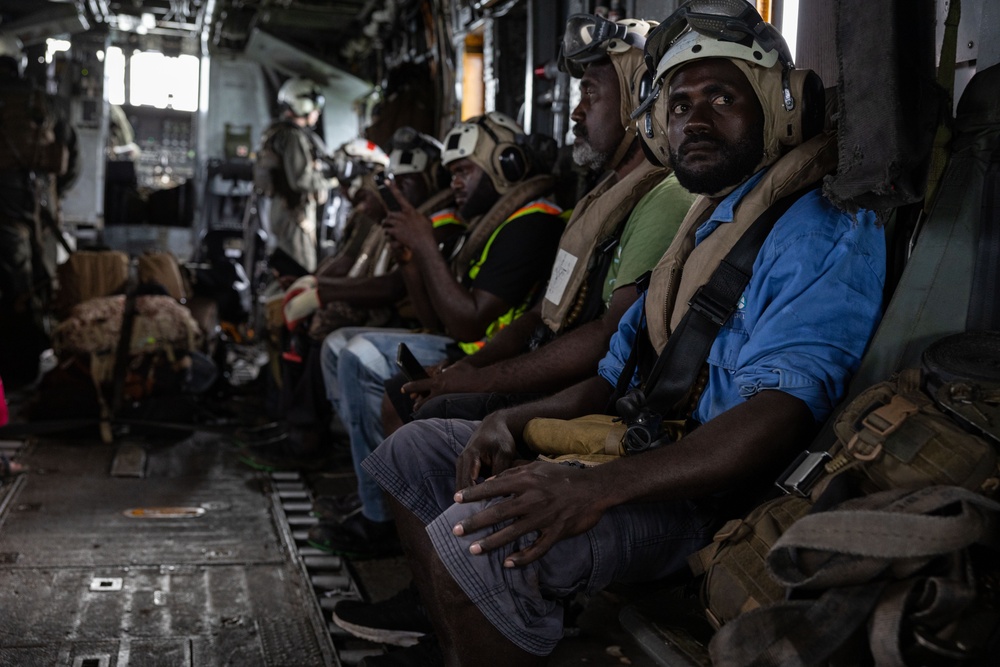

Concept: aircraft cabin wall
[[15, 0, 1000, 263], [56, 33, 109, 245], [790, 0, 998, 114]]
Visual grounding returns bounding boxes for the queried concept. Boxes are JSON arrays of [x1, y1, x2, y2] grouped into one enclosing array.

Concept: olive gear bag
[[710, 485, 1000, 667], [688, 492, 814, 629], [690, 332, 1000, 665], [822, 369, 999, 496]]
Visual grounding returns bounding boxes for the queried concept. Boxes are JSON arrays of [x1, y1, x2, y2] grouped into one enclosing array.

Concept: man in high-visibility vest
[[312, 112, 567, 558]]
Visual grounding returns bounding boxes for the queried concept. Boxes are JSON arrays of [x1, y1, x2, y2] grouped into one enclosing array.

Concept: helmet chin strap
[[607, 133, 638, 173]]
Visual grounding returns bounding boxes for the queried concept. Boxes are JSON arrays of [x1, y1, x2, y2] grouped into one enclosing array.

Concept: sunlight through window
[[782, 0, 799, 63], [45, 39, 71, 64], [129, 51, 200, 111], [106, 46, 126, 105]]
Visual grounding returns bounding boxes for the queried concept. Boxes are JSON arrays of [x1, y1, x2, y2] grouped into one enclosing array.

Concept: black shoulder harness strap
[[614, 186, 814, 418]]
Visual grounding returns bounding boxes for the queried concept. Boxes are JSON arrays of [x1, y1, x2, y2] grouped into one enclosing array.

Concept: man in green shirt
[[390, 15, 695, 424]]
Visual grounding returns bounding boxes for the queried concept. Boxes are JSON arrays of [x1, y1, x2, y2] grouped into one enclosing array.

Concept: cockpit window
[[105, 46, 200, 112]]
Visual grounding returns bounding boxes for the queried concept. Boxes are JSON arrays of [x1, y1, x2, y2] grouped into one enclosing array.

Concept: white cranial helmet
[[333, 138, 390, 181], [631, 0, 823, 190], [278, 78, 326, 116]]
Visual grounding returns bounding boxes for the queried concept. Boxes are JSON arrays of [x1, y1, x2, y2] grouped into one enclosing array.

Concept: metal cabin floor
[[0, 432, 337, 667], [0, 400, 658, 667]]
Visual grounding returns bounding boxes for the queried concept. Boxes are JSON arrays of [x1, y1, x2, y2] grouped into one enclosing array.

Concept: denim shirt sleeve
[[597, 294, 646, 390], [594, 187, 885, 426], [694, 189, 886, 424]]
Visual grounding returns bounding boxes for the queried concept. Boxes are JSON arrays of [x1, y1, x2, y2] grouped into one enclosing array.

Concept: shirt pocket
[[706, 318, 749, 373]]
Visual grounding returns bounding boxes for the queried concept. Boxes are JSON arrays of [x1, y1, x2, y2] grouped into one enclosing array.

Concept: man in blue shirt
[[359, 4, 886, 664], [599, 172, 885, 426]]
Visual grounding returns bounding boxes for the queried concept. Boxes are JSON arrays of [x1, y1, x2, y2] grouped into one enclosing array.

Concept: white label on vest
[[544, 249, 578, 306]]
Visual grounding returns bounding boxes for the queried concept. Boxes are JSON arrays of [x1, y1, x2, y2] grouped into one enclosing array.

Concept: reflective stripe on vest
[[457, 199, 561, 355], [456, 301, 531, 356], [431, 209, 463, 229], [466, 200, 561, 280]]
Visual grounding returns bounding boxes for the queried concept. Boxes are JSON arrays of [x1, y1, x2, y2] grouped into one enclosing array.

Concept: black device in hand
[[396, 343, 429, 382], [269, 247, 309, 278], [375, 172, 401, 212]]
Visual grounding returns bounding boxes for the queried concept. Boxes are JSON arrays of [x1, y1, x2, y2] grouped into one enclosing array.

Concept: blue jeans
[[320, 327, 454, 522]]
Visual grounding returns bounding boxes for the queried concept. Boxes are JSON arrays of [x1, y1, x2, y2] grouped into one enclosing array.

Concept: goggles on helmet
[[643, 0, 792, 76], [389, 147, 431, 176], [391, 126, 443, 154], [631, 0, 795, 122], [559, 14, 653, 78]]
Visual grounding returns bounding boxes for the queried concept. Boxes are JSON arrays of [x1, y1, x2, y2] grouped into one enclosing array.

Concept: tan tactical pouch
[[523, 413, 691, 466], [689, 493, 813, 628], [523, 414, 627, 466], [827, 369, 999, 495]]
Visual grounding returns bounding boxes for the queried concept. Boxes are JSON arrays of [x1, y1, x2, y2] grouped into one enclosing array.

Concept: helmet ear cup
[[638, 133, 667, 167], [494, 144, 529, 183], [636, 81, 669, 168], [633, 70, 669, 167], [637, 70, 654, 108], [799, 70, 826, 144], [781, 69, 826, 148]]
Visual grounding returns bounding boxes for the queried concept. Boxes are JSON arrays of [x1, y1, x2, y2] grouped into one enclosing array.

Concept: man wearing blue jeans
[[311, 113, 565, 557], [318, 325, 455, 548]]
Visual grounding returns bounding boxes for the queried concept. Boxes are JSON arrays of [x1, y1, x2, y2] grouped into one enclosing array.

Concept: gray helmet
[[389, 127, 442, 174], [0, 33, 26, 77]]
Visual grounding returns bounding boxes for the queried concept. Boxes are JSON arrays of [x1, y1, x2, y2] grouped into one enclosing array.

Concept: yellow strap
[[456, 304, 522, 355]]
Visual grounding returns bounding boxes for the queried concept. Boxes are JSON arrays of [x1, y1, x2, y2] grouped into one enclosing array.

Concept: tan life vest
[[644, 131, 839, 353], [541, 161, 671, 333]]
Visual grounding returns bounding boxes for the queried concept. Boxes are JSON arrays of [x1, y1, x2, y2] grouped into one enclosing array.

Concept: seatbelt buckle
[[634, 270, 652, 294], [597, 235, 619, 255], [775, 450, 831, 497], [688, 284, 736, 326]]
